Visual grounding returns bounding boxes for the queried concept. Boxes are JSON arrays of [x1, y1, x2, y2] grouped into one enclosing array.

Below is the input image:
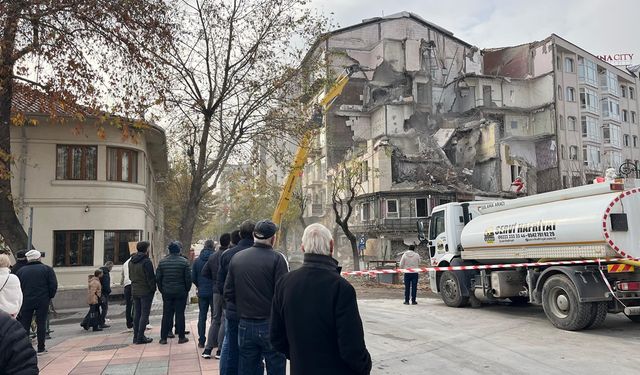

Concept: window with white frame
[[386, 199, 399, 218], [569, 145, 579, 160], [565, 57, 574, 73], [601, 98, 620, 121], [558, 115, 565, 130], [600, 70, 619, 96], [621, 85, 628, 98], [361, 202, 371, 222], [634, 135, 638, 148], [568, 116, 577, 131], [631, 87, 636, 100], [561, 145, 566, 159], [608, 150, 623, 168], [578, 57, 598, 85], [581, 116, 600, 142], [580, 88, 598, 113], [566, 87, 576, 102], [415, 198, 429, 217], [632, 111, 637, 124], [624, 134, 630, 147], [622, 109, 629, 122], [583, 145, 601, 168], [603, 123, 621, 147]]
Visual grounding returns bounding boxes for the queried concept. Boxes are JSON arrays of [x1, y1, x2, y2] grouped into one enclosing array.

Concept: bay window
[[56, 145, 97, 180], [107, 147, 138, 183]]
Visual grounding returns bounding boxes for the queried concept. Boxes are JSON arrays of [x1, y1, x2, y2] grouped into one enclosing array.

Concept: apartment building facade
[[293, 15, 640, 260], [10, 87, 168, 308]]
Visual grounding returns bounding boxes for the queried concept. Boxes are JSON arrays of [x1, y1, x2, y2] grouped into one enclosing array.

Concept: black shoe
[[412, 301, 418, 305], [198, 342, 205, 348], [403, 301, 409, 305], [184, 330, 190, 335], [100, 324, 111, 329], [178, 337, 189, 344], [201, 348, 212, 358], [93, 327, 103, 332], [136, 337, 153, 345], [214, 350, 221, 360], [167, 333, 175, 339], [126, 323, 133, 329], [37, 348, 47, 355], [81, 323, 88, 331], [159, 338, 168, 345]]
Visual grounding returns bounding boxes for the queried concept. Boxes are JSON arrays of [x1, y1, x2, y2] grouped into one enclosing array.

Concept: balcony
[[351, 217, 421, 234]]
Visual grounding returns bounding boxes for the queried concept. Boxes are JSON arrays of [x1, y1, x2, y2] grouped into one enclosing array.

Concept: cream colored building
[[11, 88, 168, 308]]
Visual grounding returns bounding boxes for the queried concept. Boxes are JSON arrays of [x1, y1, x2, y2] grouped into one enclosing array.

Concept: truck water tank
[[460, 189, 640, 261]]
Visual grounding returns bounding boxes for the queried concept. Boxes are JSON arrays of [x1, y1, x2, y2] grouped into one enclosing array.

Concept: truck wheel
[[542, 274, 594, 331], [585, 302, 608, 329], [439, 271, 469, 307]]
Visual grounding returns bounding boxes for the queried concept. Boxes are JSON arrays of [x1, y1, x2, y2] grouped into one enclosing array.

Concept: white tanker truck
[[418, 179, 640, 330]]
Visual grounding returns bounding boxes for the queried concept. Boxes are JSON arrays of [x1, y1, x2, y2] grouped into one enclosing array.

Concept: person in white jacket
[[0, 254, 23, 317], [399, 245, 421, 305]]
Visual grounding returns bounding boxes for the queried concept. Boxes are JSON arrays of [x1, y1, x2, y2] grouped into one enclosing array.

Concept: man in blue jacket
[[193, 239, 215, 347]]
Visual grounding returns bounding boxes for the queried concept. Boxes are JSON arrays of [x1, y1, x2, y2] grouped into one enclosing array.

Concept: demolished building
[[293, 12, 640, 259]]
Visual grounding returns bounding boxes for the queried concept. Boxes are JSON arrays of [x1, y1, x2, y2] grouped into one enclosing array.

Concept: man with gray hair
[[270, 223, 372, 375]]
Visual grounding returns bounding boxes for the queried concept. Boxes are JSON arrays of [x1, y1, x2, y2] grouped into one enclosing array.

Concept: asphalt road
[[359, 297, 640, 375]]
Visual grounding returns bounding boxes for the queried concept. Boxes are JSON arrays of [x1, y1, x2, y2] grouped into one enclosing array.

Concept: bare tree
[[0, 0, 172, 251], [156, 0, 327, 248], [331, 160, 367, 271]]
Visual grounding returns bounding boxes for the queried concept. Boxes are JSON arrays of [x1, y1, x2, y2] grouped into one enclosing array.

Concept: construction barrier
[[341, 258, 640, 277]]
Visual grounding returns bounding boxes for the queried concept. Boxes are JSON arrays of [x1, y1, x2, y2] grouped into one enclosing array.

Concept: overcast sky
[[313, 0, 640, 62]]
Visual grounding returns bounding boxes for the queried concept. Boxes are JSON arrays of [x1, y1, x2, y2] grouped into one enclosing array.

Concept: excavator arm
[[271, 64, 361, 230]]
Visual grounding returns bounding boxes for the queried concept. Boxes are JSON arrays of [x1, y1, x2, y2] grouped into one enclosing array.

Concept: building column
[[94, 230, 105, 267]]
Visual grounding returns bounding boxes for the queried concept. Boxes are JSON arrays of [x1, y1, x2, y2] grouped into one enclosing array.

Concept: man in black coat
[[10, 250, 27, 275], [16, 249, 58, 354], [224, 220, 288, 375], [271, 223, 371, 375], [99, 261, 113, 328], [218, 222, 255, 374], [156, 241, 191, 344], [0, 310, 39, 374], [129, 241, 156, 344]]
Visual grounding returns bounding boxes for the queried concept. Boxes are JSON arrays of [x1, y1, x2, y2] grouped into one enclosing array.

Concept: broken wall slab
[[471, 159, 500, 192], [483, 44, 531, 78]]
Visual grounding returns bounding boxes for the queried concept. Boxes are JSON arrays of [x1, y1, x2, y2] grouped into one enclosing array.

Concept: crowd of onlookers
[[0, 249, 57, 374], [0, 219, 377, 375]]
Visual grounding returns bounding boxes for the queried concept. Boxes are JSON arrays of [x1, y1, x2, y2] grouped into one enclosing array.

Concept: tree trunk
[[0, 44, 29, 253], [178, 191, 200, 253], [348, 234, 360, 271]]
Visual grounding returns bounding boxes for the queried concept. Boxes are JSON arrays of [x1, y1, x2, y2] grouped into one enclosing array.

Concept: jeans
[[133, 294, 153, 341], [124, 285, 133, 328], [205, 293, 224, 350], [220, 316, 239, 375], [99, 294, 109, 325], [19, 299, 49, 350], [404, 273, 419, 303], [238, 319, 286, 375], [161, 294, 187, 339], [198, 295, 213, 345]]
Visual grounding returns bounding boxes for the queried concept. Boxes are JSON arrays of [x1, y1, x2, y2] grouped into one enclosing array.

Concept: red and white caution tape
[[341, 258, 639, 277]]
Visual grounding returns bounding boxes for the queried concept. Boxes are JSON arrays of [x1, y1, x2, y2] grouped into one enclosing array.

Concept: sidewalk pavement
[[38, 319, 218, 375]]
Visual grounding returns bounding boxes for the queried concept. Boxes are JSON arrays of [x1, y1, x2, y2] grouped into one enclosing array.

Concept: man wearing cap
[[224, 220, 288, 375], [11, 250, 28, 275], [156, 241, 191, 344], [15, 250, 58, 354]]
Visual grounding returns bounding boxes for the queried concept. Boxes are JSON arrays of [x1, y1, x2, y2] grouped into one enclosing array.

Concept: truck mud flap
[[535, 266, 611, 303]]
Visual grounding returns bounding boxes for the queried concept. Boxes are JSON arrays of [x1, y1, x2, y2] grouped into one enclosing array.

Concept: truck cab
[[419, 202, 484, 266]]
